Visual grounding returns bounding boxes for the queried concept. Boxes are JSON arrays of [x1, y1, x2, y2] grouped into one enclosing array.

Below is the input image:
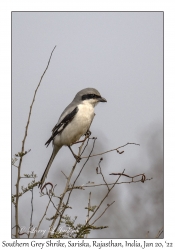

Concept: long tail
[[39, 146, 62, 188]]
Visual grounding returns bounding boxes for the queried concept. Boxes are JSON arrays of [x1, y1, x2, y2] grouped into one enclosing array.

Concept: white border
[[1, 0, 175, 246]]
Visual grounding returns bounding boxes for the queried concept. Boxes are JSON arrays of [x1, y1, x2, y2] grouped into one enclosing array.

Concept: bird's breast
[[59, 103, 94, 146]]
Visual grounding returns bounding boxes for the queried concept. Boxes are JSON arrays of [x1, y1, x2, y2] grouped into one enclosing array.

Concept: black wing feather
[[45, 106, 78, 147]]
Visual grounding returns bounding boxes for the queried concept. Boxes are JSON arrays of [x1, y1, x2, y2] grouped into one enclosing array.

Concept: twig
[[85, 192, 91, 238], [155, 227, 163, 238], [86, 192, 91, 223], [79, 177, 153, 188], [81, 142, 140, 159], [91, 201, 115, 225], [146, 231, 149, 238], [73, 138, 97, 186], [97, 158, 109, 191], [109, 173, 146, 183], [61, 171, 68, 179], [80, 136, 91, 156], [28, 188, 34, 238]]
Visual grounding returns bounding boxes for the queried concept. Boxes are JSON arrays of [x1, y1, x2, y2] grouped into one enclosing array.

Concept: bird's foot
[[84, 130, 91, 137]]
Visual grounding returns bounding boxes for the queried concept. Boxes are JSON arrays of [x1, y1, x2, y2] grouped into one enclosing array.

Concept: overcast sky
[[12, 12, 163, 239]]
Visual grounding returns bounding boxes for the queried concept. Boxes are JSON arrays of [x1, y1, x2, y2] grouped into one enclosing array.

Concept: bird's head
[[74, 88, 107, 107]]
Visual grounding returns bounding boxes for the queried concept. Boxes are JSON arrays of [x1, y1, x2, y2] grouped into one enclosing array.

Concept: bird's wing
[[45, 106, 78, 147]]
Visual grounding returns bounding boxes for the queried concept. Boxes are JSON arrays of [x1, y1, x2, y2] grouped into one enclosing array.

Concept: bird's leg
[[68, 146, 81, 162], [72, 130, 92, 145], [69, 130, 91, 160]]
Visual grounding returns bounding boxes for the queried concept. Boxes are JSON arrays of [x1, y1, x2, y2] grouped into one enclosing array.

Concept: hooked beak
[[99, 96, 107, 102]]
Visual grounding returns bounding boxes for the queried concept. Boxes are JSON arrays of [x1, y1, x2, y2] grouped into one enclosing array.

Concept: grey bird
[[39, 88, 107, 188]]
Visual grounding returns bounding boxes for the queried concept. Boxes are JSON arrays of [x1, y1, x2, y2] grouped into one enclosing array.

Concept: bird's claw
[[85, 130, 91, 137]]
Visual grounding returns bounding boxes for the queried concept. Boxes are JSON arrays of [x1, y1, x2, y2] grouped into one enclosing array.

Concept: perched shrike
[[39, 88, 107, 188]]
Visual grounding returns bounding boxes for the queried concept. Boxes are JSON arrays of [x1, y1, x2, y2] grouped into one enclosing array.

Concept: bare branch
[[155, 227, 163, 238], [85, 192, 92, 238], [28, 189, 34, 238], [91, 201, 115, 225], [109, 172, 147, 183], [97, 158, 110, 191], [71, 176, 152, 191], [81, 142, 140, 159]]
